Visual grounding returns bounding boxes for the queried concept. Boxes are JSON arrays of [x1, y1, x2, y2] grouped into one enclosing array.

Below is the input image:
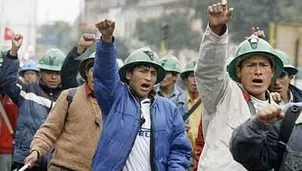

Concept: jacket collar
[[84, 83, 95, 98], [39, 80, 62, 97], [127, 85, 156, 106]]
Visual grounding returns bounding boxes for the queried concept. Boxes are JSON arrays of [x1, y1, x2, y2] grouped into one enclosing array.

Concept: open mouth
[[141, 83, 151, 90], [252, 79, 263, 84], [274, 87, 282, 91]]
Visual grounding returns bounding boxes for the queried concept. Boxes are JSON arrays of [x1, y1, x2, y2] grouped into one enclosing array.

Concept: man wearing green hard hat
[[91, 19, 191, 170], [269, 49, 302, 106], [0, 33, 65, 171], [172, 60, 202, 170], [156, 54, 183, 99], [230, 52, 302, 169], [194, 1, 284, 170]]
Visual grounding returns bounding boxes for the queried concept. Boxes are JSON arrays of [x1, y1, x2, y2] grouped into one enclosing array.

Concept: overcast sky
[[37, 0, 82, 24]]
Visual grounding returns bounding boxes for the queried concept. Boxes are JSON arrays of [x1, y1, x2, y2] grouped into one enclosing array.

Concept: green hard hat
[[79, 52, 95, 81], [38, 48, 65, 71], [160, 54, 181, 73], [117, 58, 124, 69], [119, 47, 166, 84], [274, 49, 298, 75], [181, 60, 196, 80], [227, 35, 284, 82]]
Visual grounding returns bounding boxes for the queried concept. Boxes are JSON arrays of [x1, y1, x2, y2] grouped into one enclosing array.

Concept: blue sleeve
[[0, 52, 23, 105], [93, 39, 121, 115], [167, 107, 192, 170]]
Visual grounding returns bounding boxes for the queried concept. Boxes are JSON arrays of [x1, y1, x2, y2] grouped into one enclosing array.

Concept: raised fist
[[77, 33, 96, 54], [251, 27, 266, 39], [95, 19, 115, 43], [10, 34, 23, 56], [207, 0, 233, 35]]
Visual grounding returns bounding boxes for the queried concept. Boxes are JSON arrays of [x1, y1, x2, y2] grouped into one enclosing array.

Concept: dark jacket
[[290, 84, 302, 102], [230, 83, 302, 171], [60, 47, 83, 89], [0, 53, 61, 168]]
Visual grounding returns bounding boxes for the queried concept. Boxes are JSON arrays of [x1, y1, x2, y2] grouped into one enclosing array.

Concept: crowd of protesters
[[1, 1, 302, 171]]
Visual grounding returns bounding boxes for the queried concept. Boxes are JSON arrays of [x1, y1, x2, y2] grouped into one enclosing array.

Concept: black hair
[[86, 61, 94, 71], [126, 63, 158, 73], [237, 55, 273, 69]]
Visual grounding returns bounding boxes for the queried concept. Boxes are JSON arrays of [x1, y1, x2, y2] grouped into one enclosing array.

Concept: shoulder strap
[[279, 104, 302, 145], [183, 99, 201, 121], [276, 104, 302, 169], [65, 88, 77, 122], [66, 88, 77, 108]]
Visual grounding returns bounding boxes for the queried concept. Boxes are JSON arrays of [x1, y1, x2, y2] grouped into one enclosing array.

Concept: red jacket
[[193, 119, 205, 171], [0, 95, 19, 154]]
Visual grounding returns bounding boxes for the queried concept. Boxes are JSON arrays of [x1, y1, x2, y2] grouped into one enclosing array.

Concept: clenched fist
[[257, 103, 284, 125], [10, 34, 23, 56], [77, 33, 96, 54], [95, 19, 115, 43], [251, 27, 266, 39], [207, 0, 233, 35]]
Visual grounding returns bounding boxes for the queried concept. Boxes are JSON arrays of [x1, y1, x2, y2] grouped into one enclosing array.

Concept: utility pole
[[160, 23, 168, 57], [268, 0, 279, 48]]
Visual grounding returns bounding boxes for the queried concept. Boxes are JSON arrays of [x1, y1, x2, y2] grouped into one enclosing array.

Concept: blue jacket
[[171, 91, 188, 118], [92, 40, 191, 171], [0, 54, 61, 168], [155, 84, 183, 100]]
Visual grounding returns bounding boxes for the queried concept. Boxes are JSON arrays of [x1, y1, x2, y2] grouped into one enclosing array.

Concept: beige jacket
[[31, 85, 102, 171], [195, 25, 276, 171]]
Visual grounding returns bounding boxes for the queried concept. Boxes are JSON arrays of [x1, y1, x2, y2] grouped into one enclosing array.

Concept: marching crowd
[[1, 1, 302, 171]]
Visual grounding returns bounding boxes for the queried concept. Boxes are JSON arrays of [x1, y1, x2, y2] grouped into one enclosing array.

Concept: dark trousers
[[11, 162, 47, 171], [48, 164, 74, 171]]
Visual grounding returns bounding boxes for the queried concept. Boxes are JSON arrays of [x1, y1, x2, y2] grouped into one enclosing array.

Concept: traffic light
[[161, 23, 169, 40], [160, 23, 169, 56]]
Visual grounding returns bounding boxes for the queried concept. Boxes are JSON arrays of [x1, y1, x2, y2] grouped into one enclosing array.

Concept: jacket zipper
[[150, 99, 156, 171], [120, 89, 157, 170], [119, 89, 142, 170], [49, 92, 54, 112]]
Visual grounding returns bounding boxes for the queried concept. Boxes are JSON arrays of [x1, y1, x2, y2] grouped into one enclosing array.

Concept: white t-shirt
[[123, 99, 152, 171], [250, 95, 269, 113], [280, 90, 293, 107]]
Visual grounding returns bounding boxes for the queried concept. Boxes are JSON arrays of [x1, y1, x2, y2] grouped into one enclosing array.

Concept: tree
[[81, 38, 129, 61], [37, 21, 74, 54], [116, 38, 130, 61], [135, 12, 201, 53], [189, 0, 302, 43]]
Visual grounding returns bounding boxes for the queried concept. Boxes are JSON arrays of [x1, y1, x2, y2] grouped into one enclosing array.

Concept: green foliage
[[116, 38, 130, 61], [189, 0, 302, 43], [38, 21, 74, 54], [135, 12, 201, 53]]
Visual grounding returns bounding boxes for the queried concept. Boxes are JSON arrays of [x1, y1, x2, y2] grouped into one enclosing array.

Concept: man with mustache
[[1, 34, 65, 171], [172, 61, 202, 170], [157, 54, 183, 99]]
